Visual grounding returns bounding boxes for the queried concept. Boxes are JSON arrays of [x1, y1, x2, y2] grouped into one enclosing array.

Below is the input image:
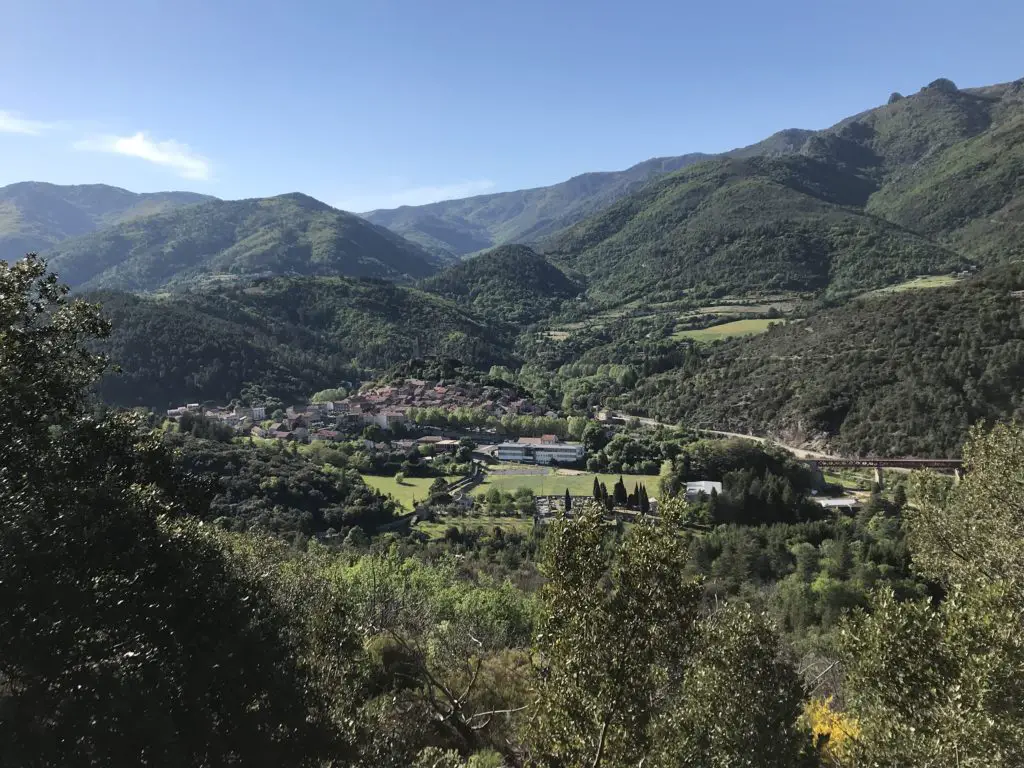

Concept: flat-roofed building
[[495, 438, 585, 465]]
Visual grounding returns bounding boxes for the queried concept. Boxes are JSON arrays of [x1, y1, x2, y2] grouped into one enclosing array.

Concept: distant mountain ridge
[[363, 129, 813, 259], [45, 192, 443, 291], [0, 181, 214, 262], [542, 77, 1024, 303]]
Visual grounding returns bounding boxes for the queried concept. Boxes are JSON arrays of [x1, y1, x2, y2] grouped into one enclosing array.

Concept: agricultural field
[[672, 318, 784, 342], [361, 474, 460, 510], [869, 275, 959, 294], [472, 468, 662, 499]]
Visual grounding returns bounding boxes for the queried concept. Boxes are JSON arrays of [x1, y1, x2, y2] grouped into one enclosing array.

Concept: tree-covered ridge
[[0, 181, 213, 262], [363, 130, 811, 259], [860, 81, 1024, 263], [45, 192, 441, 291], [543, 154, 960, 302], [621, 265, 1024, 457], [531, 77, 1023, 306], [89, 275, 516, 408], [168, 433, 398, 535], [418, 245, 581, 325]]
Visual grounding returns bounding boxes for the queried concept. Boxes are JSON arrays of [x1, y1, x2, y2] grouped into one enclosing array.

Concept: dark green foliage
[[544, 154, 959, 303], [419, 245, 580, 325], [837, 424, 1024, 766], [0, 181, 212, 263], [660, 440, 813, 494], [627, 266, 1024, 456], [531, 502, 818, 766], [169, 434, 397, 535], [0, 256, 360, 766], [681, 510, 923, 637], [586, 429, 693, 474], [663, 605, 819, 767], [613, 475, 628, 506], [89, 276, 515, 407], [46, 193, 441, 291]]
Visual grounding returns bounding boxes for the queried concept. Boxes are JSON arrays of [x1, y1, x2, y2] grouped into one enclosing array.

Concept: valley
[[5, 62, 1024, 768]]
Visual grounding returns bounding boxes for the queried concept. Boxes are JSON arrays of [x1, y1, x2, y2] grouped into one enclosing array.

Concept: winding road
[[608, 412, 836, 459]]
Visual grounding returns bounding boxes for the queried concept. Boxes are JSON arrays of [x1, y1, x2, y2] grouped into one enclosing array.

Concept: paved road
[[608, 412, 836, 460]]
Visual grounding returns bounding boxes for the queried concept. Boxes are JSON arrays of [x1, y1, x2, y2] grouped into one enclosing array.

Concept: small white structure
[[684, 481, 723, 502], [814, 497, 861, 512]]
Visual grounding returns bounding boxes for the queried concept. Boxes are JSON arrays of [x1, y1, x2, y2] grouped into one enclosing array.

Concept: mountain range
[[3, 74, 1023, 456], [44, 193, 442, 291], [363, 129, 813, 259], [0, 181, 213, 263]]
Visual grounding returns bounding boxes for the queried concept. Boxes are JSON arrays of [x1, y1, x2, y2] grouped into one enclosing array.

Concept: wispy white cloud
[[0, 110, 56, 135], [338, 179, 496, 212], [74, 131, 212, 180]]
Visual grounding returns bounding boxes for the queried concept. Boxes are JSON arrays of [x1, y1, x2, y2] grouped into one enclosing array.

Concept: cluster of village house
[[165, 378, 575, 459]]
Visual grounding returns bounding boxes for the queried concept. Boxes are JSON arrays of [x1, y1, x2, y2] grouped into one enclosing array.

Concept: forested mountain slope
[[364, 129, 811, 259], [545, 77, 1024, 304], [544, 154, 959, 302], [419, 244, 581, 324], [90, 276, 514, 407], [621, 264, 1024, 457], [47, 193, 441, 291], [0, 181, 213, 261]]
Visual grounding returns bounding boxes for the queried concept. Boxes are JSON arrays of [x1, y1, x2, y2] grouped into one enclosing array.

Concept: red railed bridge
[[805, 458, 964, 488]]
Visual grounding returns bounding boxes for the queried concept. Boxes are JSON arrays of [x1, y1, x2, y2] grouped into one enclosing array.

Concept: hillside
[[0, 181, 213, 262], [418, 244, 581, 324], [619, 264, 1024, 457], [543, 154, 960, 302], [363, 129, 812, 259], [854, 79, 1024, 262], [542, 77, 1024, 304], [46, 193, 441, 291], [89, 276, 514, 407]]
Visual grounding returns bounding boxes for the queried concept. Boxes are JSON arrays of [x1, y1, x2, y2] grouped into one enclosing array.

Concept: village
[[165, 376, 594, 472], [169, 378, 551, 440]]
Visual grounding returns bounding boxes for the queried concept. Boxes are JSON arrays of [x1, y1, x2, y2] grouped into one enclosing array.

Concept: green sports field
[[471, 469, 662, 499]]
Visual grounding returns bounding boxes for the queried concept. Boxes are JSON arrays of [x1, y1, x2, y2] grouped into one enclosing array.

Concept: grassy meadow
[[471, 468, 662, 499], [672, 318, 783, 342], [361, 474, 460, 510]]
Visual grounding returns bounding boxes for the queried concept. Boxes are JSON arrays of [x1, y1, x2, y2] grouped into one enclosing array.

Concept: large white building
[[495, 435, 585, 465]]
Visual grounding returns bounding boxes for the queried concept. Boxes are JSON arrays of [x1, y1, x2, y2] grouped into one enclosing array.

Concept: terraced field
[[869, 275, 959, 294], [672, 318, 784, 342]]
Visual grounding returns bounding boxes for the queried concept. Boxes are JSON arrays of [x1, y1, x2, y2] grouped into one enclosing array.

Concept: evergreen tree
[[614, 476, 628, 506], [593, 476, 602, 501], [0, 256, 360, 766], [565, 488, 572, 512]]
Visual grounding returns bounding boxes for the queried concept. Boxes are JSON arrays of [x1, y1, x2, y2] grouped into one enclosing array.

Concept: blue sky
[[1, 0, 1021, 211]]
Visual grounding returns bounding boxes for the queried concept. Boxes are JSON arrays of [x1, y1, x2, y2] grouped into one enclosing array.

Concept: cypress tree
[[565, 488, 572, 512], [614, 476, 628, 506]]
